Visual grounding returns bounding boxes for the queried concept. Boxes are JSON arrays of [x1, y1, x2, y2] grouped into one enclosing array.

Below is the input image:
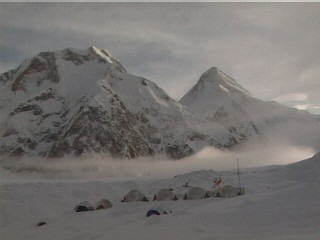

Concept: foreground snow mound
[[1, 155, 320, 240]]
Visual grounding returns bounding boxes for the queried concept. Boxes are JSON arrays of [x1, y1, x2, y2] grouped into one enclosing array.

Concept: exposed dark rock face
[[166, 144, 193, 159], [48, 106, 155, 158]]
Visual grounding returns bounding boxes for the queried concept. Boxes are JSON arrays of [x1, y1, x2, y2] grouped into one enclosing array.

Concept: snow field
[[1, 153, 320, 240]]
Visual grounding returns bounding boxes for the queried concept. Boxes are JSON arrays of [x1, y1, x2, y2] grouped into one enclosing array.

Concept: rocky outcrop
[[48, 105, 155, 158]]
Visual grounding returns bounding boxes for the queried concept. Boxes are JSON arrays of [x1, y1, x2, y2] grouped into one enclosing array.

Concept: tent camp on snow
[[153, 188, 177, 201], [121, 189, 149, 202], [183, 186, 245, 199]]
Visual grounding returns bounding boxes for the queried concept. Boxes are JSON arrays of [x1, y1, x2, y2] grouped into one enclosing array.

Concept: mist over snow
[[0, 140, 315, 181]]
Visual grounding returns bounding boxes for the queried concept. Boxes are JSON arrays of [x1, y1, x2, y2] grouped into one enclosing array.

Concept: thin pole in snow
[[237, 158, 241, 195]]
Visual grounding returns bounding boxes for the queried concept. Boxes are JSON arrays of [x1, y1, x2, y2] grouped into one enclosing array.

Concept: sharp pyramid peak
[[199, 67, 251, 96], [206, 66, 221, 73], [201, 67, 230, 82]]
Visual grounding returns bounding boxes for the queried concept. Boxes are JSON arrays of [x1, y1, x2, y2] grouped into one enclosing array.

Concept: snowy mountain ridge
[[1, 46, 319, 159], [180, 66, 320, 147], [0, 47, 237, 159]]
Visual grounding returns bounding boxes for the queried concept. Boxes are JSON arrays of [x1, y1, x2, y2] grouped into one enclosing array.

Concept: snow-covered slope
[[0, 153, 319, 240], [180, 67, 320, 147], [0, 47, 236, 159]]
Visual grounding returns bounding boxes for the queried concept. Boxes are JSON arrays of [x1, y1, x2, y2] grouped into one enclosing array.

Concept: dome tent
[[121, 189, 149, 202], [95, 199, 113, 210], [184, 187, 209, 200], [218, 185, 243, 198], [146, 205, 173, 217], [153, 188, 177, 201], [74, 201, 95, 212]]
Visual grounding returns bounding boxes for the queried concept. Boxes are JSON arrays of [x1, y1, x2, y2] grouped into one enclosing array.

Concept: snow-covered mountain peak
[[0, 47, 133, 157], [0, 46, 127, 97], [181, 66, 320, 149], [89, 45, 112, 57], [201, 66, 220, 76], [198, 67, 251, 96], [0, 47, 238, 159], [180, 67, 251, 115], [58, 46, 123, 68]]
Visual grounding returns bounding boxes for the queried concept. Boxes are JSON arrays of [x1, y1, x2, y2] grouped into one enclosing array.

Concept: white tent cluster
[[74, 185, 244, 214], [123, 185, 244, 203]]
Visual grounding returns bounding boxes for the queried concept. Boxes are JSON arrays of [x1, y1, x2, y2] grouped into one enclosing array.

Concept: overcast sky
[[1, 2, 319, 114]]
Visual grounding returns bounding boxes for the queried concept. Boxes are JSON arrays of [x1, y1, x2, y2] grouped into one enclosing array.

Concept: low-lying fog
[[0, 139, 316, 182]]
